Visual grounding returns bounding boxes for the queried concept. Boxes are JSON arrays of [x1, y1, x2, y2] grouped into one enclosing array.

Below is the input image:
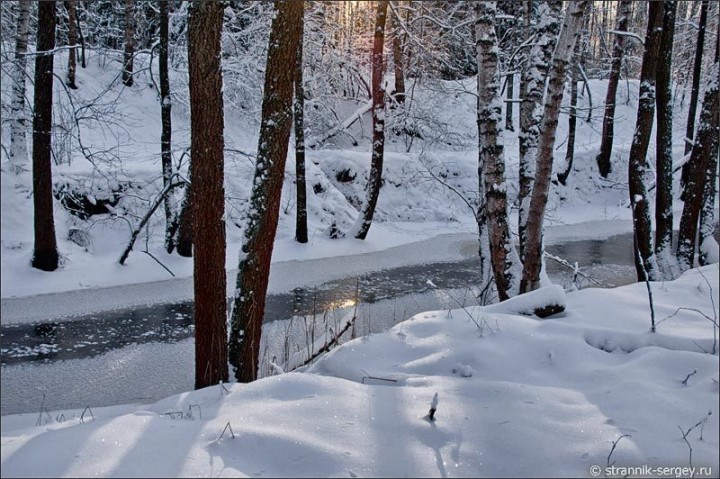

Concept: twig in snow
[[80, 406, 94, 423], [428, 392, 439, 421], [681, 369, 698, 386], [216, 422, 235, 442], [606, 434, 631, 468]]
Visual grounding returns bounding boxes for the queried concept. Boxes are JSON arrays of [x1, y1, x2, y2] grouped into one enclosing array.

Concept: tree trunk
[[122, 0, 134, 87], [518, 0, 562, 263], [294, 2, 308, 244], [66, 0, 77, 89], [505, 73, 514, 132], [76, 1, 86, 68], [176, 184, 193, 257], [187, 0, 227, 390], [160, 0, 174, 252], [352, 1, 389, 240], [558, 42, 580, 187], [229, 1, 303, 383], [8, 0, 32, 173], [32, 0, 60, 272], [392, 8, 405, 106], [654, 1, 679, 280], [682, 0, 708, 159], [595, 0, 631, 178], [520, 0, 587, 294], [476, 1, 515, 301], [678, 63, 719, 271], [627, 1, 664, 282]]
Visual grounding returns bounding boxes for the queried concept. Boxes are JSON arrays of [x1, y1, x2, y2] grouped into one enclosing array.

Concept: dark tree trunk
[[122, 0, 134, 87], [353, 0, 389, 240], [518, 0, 562, 263], [229, 1, 303, 383], [32, 0, 60, 272], [187, 0, 228, 390], [176, 184, 193, 257], [682, 0, 708, 159], [627, 1, 664, 282], [476, 1, 515, 301], [294, 2, 308, 244], [558, 43, 580, 187], [520, 1, 587, 294], [505, 73, 514, 132], [160, 0, 174, 252], [392, 8, 405, 106], [596, 0, 631, 178], [654, 1, 678, 279], [66, 0, 77, 89], [678, 63, 719, 271], [76, 2, 85, 68]]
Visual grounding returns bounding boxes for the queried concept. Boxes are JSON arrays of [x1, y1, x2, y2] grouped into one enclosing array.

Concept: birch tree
[[294, 1, 308, 244], [229, 0, 303, 383], [32, 0, 60, 272], [187, 0, 228, 389], [8, 0, 32, 173], [476, 1, 517, 301], [627, 1, 664, 282], [595, 0, 631, 178], [520, 0, 588, 294], [351, 0, 389, 240], [518, 0, 562, 262]]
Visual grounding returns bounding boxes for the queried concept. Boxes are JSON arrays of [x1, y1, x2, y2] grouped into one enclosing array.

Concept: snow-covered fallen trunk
[[484, 285, 567, 318]]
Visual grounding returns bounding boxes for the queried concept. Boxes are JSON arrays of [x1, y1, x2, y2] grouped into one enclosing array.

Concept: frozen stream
[[0, 231, 704, 415]]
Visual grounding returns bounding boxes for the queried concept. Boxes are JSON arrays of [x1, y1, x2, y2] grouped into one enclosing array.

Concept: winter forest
[[1, 0, 719, 477]]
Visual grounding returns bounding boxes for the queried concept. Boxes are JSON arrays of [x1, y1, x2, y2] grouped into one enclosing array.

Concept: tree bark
[[558, 42, 580, 187], [32, 0, 60, 272], [187, 0, 227, 389], [392, 7, 405, 106], [66, 0, 77, 89], [294, 1, 308, 244], [627, 1, 664, 282], [505, 73, 514, 132], [352, 1, 389, 240], [520, 0, 587, 294], [682, 0, 708, 158], [678, 63, 719, 271], [8, 0, 32, 173], [160, 0, 174, 252], [122, 0, 134, 87], [595, 0, 631, 178], [518, 0, 562, 263], [229, 1, 303, 383], [654, 1, 679, 279], [176, 184, 193, 257], [476, 1, 515, 301], [76, 2, 86, 68]]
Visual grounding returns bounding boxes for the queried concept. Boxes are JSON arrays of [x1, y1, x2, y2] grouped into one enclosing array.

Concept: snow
[[2, 265, 718, 477]]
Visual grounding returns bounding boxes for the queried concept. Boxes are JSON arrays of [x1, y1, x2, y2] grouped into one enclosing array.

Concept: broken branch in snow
[[606, 434, 631, 468], [216, 422, 235, 442], [305, 100, 372, 148], [681, 369, 698, 386]]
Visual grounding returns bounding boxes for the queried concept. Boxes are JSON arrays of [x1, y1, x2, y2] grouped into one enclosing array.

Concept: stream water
[[0, 231, 696, 415]]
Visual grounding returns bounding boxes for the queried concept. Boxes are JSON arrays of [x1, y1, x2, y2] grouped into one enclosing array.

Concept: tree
[[122, 0, 134, 87], [229, 0, 303, 383], [294, 1, 308, 244], [391, 6, 406, 106], [187, 0, 227, 389], [557, 40, 581, 187], [682, 0, 708, 158], [160, 0, 174, 252], [350, 0, 389, 240], [595, 0, 631, 178], [8, 0, 32, 174], [654, 1, 679, 279], [678, 62, 719, 271], [627, 1, 664, 282], [66, 0, 78, 89], [520, 0, 587, 294], [476, 1, 516, 301], [32, 0, 60, 272], [518, 0, 562, 262]]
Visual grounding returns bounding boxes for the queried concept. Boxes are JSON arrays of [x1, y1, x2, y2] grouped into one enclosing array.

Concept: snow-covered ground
[[2, 265, 718, 477]]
